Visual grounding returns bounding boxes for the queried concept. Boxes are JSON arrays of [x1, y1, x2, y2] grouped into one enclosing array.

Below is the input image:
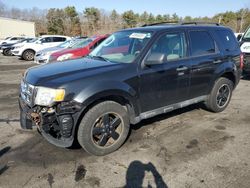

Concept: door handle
[[176, 66, 188, 71]]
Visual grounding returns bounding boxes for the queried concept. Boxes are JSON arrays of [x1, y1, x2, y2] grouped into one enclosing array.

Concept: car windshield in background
[[58, 40, 75, 48], [28, 38, 38, 43], [70, 38, 93, 48], [90, 31, 152, 63], [242, 28, 250, 41]]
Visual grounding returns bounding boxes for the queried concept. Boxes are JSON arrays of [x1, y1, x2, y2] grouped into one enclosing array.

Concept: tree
[[140, 11, 149, 24], [171, 13, 179, 21], [46, 8, 65, 35], [156, 14, 164, 22], [83, 7, 101, 33], [122, 10, 137, 28], [64, 6, 81, 36], [147, 13, 155, 24]]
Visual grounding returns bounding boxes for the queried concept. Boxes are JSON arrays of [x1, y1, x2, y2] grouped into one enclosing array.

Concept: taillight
[[240, 53, 244, 69]]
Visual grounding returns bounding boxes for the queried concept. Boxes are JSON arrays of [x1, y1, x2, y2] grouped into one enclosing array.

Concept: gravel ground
[[0, 54, 250, 188]]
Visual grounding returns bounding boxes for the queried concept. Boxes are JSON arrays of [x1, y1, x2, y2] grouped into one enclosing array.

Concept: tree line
[[0, 1, 250, 37]]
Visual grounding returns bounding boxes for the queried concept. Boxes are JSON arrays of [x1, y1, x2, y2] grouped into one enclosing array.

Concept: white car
[[239, 26, 250, 73], [34, 39, 80, 64], [11, 35, 71, 61], [0, 36, 26, 45]]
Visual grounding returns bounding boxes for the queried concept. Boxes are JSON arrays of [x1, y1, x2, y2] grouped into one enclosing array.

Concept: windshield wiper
[[88, 55, 111, 63]]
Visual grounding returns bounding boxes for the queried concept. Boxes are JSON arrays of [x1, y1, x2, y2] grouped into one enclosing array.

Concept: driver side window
[[149, 32, 187, 62], [41, 37, 52, 43]]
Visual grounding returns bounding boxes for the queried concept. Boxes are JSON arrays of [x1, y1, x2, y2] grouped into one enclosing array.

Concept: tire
[[77, 101, 130, 156], [205, 77, 234, 113], [3, 49, 11, 56], [22, 50, 35, 61]]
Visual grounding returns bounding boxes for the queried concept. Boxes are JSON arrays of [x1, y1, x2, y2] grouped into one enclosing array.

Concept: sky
[[2, 0, 250, 17]]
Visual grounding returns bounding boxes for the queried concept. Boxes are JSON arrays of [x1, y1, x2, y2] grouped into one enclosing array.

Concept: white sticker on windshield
[[129, 33, 147, 39]]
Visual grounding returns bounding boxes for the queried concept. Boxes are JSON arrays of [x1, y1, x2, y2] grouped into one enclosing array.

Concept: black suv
[[19, 22, 242, 155]]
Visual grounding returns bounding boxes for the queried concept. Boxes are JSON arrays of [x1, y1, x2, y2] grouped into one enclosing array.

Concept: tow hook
[[30, 112, 41, 126]]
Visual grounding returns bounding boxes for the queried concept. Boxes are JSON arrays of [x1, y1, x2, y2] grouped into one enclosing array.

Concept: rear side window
[[214, 30, 238, 51], [189, 31, 215, 56], [53, 37, 66, 42]]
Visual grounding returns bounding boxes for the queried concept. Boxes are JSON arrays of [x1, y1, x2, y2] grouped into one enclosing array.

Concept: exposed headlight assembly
[[57, 53, 73, 61], [35, 87, 65, 106]]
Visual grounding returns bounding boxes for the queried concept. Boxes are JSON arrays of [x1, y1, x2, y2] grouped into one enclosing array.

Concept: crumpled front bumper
[[19, 97, 83, 148]]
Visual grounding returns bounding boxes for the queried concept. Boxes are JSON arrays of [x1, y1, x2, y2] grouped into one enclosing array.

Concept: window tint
[[11, 37, 18, 40], [189, 31, 215, 56], [41, 37, 53, 43], [148, 32, 187, 61], [214, 30, 238, 51], [53, 37, 66, 42]]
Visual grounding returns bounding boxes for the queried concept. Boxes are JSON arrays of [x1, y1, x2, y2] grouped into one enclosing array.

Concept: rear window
[[214, 30, 238, 51], [189, 31, 215, 56]]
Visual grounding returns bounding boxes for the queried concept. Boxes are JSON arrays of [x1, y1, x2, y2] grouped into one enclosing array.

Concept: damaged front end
[[19, 88, 83, 148]]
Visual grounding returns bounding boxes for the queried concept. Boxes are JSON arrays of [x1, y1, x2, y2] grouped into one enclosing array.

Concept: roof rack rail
[[181, 22, 220, 26], [141, 21, 179, 27]]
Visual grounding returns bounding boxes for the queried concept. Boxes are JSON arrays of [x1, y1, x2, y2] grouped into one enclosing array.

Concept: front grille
[[20, 80, 35, 106]]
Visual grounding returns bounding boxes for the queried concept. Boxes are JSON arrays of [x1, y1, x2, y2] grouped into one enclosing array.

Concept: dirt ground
[[0, 54, 250, 188]]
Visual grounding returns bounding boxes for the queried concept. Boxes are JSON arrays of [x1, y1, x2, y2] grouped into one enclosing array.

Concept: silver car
[[34, 39, 79, 64]]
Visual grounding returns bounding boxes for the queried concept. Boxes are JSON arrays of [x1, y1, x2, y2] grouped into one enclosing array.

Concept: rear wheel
[[22, 50, 35, 61], [205, 77, 233, 112], [77, 101, 130, 156]]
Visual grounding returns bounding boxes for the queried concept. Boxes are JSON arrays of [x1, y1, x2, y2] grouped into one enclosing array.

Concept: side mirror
[[36, 40, 42, 44], [237, 34, 242, 42], [144, 53, 165, 65]]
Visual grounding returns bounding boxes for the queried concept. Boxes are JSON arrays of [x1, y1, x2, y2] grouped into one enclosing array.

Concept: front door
[[139, 31, 191, 113]]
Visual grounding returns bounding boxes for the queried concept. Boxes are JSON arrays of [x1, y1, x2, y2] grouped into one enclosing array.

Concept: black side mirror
[[144, 53, 165, 65], [237, 34, 242, 42]]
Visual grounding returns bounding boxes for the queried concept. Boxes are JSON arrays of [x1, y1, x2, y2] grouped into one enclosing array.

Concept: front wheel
[[77, 101, 130, 156], [205, 77, 233, 112], [3, 49, 12, 56], [22, 50, 35, 61]]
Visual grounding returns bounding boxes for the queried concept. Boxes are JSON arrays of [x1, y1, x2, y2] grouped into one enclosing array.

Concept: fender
[[209, 61, 237, 92], [73, 80, 139, 116]]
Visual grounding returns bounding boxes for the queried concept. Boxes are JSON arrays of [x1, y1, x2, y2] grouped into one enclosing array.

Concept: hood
[[51, 46, 88, 57], [25, 57, 122, 87]]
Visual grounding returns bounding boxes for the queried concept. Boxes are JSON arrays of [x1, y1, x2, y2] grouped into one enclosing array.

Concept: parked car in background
[[11, 35, 71, 61], [1, 38, 35, 56], [48, 35, 109, 63], [239, 26, 250, 74], [34, 39, 82, 64], [0, 36, 26, 45]]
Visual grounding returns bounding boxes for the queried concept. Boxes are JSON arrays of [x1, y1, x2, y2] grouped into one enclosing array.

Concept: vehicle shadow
[[132, 103, 205, 131], [124, 160, 168, 188]]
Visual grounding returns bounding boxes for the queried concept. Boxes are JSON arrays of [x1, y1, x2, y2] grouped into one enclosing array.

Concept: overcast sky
[[2, 0, 250, 17]]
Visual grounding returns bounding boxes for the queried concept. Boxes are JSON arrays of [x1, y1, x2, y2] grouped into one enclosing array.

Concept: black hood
[[25, 58, 122, 87]]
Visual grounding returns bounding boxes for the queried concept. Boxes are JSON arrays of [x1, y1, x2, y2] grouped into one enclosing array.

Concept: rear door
[[52, 37, 67, 46], [188, 30, 222, 98], [139, 31, 191, 112]]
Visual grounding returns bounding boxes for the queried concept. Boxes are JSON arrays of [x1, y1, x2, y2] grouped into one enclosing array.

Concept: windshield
[[90, 31, 152, 63], [28, 38, 38, 43], [70, 38, 93, 48], [243, 27, 250, 41], [57, 40, 75, 48]]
